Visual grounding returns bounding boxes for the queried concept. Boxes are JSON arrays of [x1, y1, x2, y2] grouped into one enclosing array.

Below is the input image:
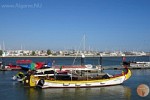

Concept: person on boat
[[102, 73, 112, 79], [27, 69, 35, 75]]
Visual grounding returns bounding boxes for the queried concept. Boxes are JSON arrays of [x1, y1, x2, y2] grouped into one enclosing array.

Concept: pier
[[103, 66, 150, 70]]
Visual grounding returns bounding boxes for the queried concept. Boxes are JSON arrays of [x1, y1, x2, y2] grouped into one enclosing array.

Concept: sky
[[0, 0, 150, 51]]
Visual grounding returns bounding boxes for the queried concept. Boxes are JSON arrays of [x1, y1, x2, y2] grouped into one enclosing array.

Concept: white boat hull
[[37, 76, 125, 88]]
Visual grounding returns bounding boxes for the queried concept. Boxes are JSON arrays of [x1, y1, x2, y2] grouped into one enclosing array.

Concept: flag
[[60, 66, 63, 71], [30, 63, 36, 70]]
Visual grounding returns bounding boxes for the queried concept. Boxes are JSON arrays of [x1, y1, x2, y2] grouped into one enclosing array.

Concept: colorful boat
[[16, 60, 44, 70], [23, 66, 131, 88]]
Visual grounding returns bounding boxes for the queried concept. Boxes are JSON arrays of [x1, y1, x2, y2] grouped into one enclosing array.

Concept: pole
[[87, 70, 88, 81], [99, 54, 103, 71], [81, 54, 85, 66], [100, 56, 102, 66], [71, 70, 72, 81]]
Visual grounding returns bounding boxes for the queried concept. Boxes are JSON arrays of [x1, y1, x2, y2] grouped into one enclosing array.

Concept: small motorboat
[[12, 72, 26, 82], [0, 62, 21, 71], [5, 64, 21, 70]]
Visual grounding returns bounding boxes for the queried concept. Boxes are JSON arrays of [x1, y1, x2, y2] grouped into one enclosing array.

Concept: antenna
[[21, 44, 23, 50]]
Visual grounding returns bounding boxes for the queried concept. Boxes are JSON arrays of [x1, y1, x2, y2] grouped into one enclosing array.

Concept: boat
[[22, 51, 131, 88], [34, 64, 101, 75], [12, 72, 26, 82], [31, 52, 102, 78], [0, 62, 21, 71], [23, 65, 131, 88], [122, 56, 150, 68], [4, 64, 21, 70], [16, 60, 45, 70], [129, 61, 150, 68]]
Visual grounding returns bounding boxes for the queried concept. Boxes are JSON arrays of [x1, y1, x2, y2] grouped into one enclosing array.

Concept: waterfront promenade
[[0, 55, 149, 58]]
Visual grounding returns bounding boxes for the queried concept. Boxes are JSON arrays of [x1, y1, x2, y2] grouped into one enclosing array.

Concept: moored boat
[[0, 62, 21, 71], [12, 72, 26, 82], [129, 61, 150, 68], [23, 66, 131, 88], [16, 60, 45, 70], [4, 64, 21, 70]]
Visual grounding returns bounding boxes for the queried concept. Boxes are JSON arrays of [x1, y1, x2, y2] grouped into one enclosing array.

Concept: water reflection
[[25, 85, 131, 100]]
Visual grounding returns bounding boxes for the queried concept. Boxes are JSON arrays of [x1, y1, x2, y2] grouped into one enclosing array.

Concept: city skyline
[[0, 0, 150, 51]]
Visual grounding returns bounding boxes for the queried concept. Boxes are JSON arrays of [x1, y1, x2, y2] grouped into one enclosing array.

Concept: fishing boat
[[23, 65, 131, 88]]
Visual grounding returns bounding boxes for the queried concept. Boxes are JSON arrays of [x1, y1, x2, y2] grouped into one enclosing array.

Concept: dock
[[102, 66, 150, 70]]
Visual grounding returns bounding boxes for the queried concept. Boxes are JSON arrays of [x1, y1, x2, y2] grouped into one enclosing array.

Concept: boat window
[[44, 71, 54, 74]]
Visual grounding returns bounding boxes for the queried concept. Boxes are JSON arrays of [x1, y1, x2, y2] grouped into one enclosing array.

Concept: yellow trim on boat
[[30, 75, 37, 87], [125, 69, 131, 80], [44, 75, 125, 84]]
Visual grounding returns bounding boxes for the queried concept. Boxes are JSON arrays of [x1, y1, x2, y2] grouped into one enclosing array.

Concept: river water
[[0, 56, 150, 100]]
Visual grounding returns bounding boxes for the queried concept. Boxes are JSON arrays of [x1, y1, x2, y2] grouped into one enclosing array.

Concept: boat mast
[[100, 53, 102, 66], [2, 41, 5, 57], [72, 34, 86, 65], [83, 34, 86, 52], [81, 53, 85, 66]]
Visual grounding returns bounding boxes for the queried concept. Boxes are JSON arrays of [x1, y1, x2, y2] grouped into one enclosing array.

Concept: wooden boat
[[23, 66, 131, 88]]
